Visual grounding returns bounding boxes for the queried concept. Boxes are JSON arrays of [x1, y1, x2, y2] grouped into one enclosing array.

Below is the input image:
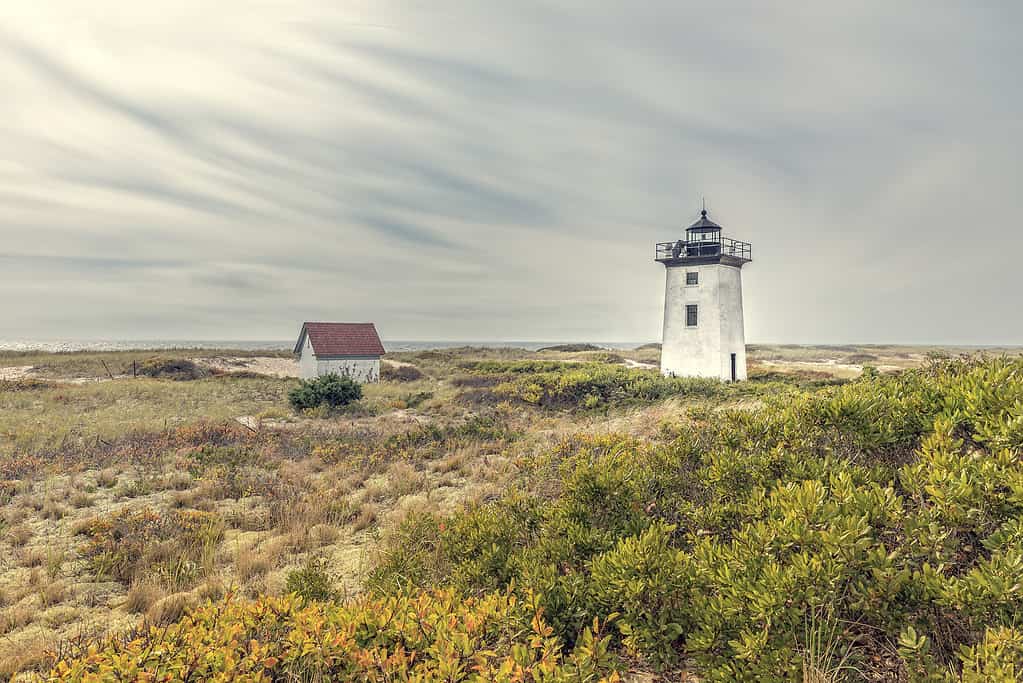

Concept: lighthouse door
[[730, 353, 737, 382]]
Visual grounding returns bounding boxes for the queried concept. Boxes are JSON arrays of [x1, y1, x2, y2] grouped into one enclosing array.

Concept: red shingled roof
[[294, 322, 385, 356]]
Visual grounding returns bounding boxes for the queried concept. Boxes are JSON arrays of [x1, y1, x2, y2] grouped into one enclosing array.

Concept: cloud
[[0, 1, 1021, 343]]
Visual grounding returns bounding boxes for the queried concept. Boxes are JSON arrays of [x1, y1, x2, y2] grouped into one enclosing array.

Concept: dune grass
[[0, 348, 292, 380], [0, 376, 292, 455]]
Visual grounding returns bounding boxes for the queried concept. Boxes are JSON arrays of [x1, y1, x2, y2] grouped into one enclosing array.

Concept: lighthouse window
[[686, 272, 699, 286], [686, 304, 698, 327]]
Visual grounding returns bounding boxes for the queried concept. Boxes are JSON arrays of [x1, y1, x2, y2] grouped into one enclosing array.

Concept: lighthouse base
[[660, 262, 747, 382]]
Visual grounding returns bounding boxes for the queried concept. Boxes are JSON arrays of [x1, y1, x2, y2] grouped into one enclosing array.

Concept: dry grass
[[70, 492, 95, 508], [235, 548, 272, 581], [163, 470, 193, 491], [310, 524, 341, 546], [0, 638, 50, 680], [37, 579, 67, 608], [0, 603, 34, 635], [21, 547, 46, 568], [95, 468, 119, 488], [0, 347, 290, 381], [801, 609, 860, 683], [7, 524, 33, 546], [194, 577, 226, 603], [0, 345, 618, 669], [352, 503, 378, 532], [146, 592, 195, 626], [41, 500, 69, 520], [45, 548, 65, 578], [125, 581, 166, 614], [386, 461, 427, 498], [0, 375, 293, 457]]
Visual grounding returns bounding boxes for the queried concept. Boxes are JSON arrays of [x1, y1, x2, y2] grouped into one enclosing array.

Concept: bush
[[288, 373, 362, 411], [136, 357, 210, 381], [381, 364, 424, 382], [537, 344, 603, 352], [76, 508, 223, 588], [50, 590, 621, 681], [33, 356, 1023, 681], [590, 523, 691, 667], [494, 364, 723, 409], [369, 357, 1023, 680], [0, 378, 55, 392], [285, 556, 336, 603]]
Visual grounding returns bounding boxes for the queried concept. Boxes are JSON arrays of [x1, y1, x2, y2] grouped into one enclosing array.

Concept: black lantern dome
[[654, 207, 752, 266], [686, 209, 722, 243]]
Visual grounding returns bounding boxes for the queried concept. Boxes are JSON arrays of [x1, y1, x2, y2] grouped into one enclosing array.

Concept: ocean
[[0, 340, 652, 353]]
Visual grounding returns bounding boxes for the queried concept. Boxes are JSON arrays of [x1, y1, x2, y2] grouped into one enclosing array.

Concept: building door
[[730, 353, 737, 382]]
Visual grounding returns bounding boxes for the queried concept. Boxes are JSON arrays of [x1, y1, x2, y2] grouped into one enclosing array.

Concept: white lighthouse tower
[[656, 207, 752, 381]]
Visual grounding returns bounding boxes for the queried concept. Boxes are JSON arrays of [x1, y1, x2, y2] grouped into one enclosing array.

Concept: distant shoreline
[[2, 340, 1021, 355], [0, 340, 655, 354]]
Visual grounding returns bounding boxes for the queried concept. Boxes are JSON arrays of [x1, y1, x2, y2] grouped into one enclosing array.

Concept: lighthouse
[[655, 208, 752, 381]]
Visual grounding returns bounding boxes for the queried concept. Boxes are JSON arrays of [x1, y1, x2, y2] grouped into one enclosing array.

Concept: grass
[[4, 344, 1017, 680], [801, 609, 860, 683], [0, 348, 291, 380], [0, 349, 546, 675], [0, 375, 292, 458], [124, 581, 165, 614]]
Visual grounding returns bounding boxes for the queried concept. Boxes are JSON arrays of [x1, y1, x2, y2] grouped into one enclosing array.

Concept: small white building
[[293, 322, 384, 382], [655, 209, 752, 381]]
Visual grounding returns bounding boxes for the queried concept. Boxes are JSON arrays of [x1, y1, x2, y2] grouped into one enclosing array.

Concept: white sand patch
[[623, 359, 658, 370], [0, 365, 34, 380], [192, 356, 299, 378], [759, 359, 902, 377], [382, 359, 416, 368]]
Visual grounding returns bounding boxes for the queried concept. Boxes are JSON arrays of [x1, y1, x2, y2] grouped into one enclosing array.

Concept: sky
[[2, 2, 1021, 345]]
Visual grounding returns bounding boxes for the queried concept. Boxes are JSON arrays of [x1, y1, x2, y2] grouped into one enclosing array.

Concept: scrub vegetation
[[1, 346, 1022, 681], [288, 373, 363, 411]]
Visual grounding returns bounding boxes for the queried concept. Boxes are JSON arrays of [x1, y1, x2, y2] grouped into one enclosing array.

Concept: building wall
[[299, 336, 317, 378], [660, 262, 746, 381], [314, 358, 380, 383], [297, 339, 380, 383]]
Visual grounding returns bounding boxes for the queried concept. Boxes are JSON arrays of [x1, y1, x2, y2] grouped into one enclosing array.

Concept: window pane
[[686, 272, 699, 285], [686, 304, 698, 327]]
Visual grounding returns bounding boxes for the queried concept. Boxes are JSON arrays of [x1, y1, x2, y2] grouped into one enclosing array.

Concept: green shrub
[[37, 356, 1023, 681], [958, 626, 1023, 681], [368, 357, 1023, 680], [488, 364, 724, 409], [288, 373, 362, 411], [136, 357, 210, 380], [285, 556, 336, 603], [537, 344, 603, 352], [590, 523, 691, 667]]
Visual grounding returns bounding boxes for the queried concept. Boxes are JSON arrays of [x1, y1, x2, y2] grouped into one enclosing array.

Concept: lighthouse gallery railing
[[655, 237, 751, 262]]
